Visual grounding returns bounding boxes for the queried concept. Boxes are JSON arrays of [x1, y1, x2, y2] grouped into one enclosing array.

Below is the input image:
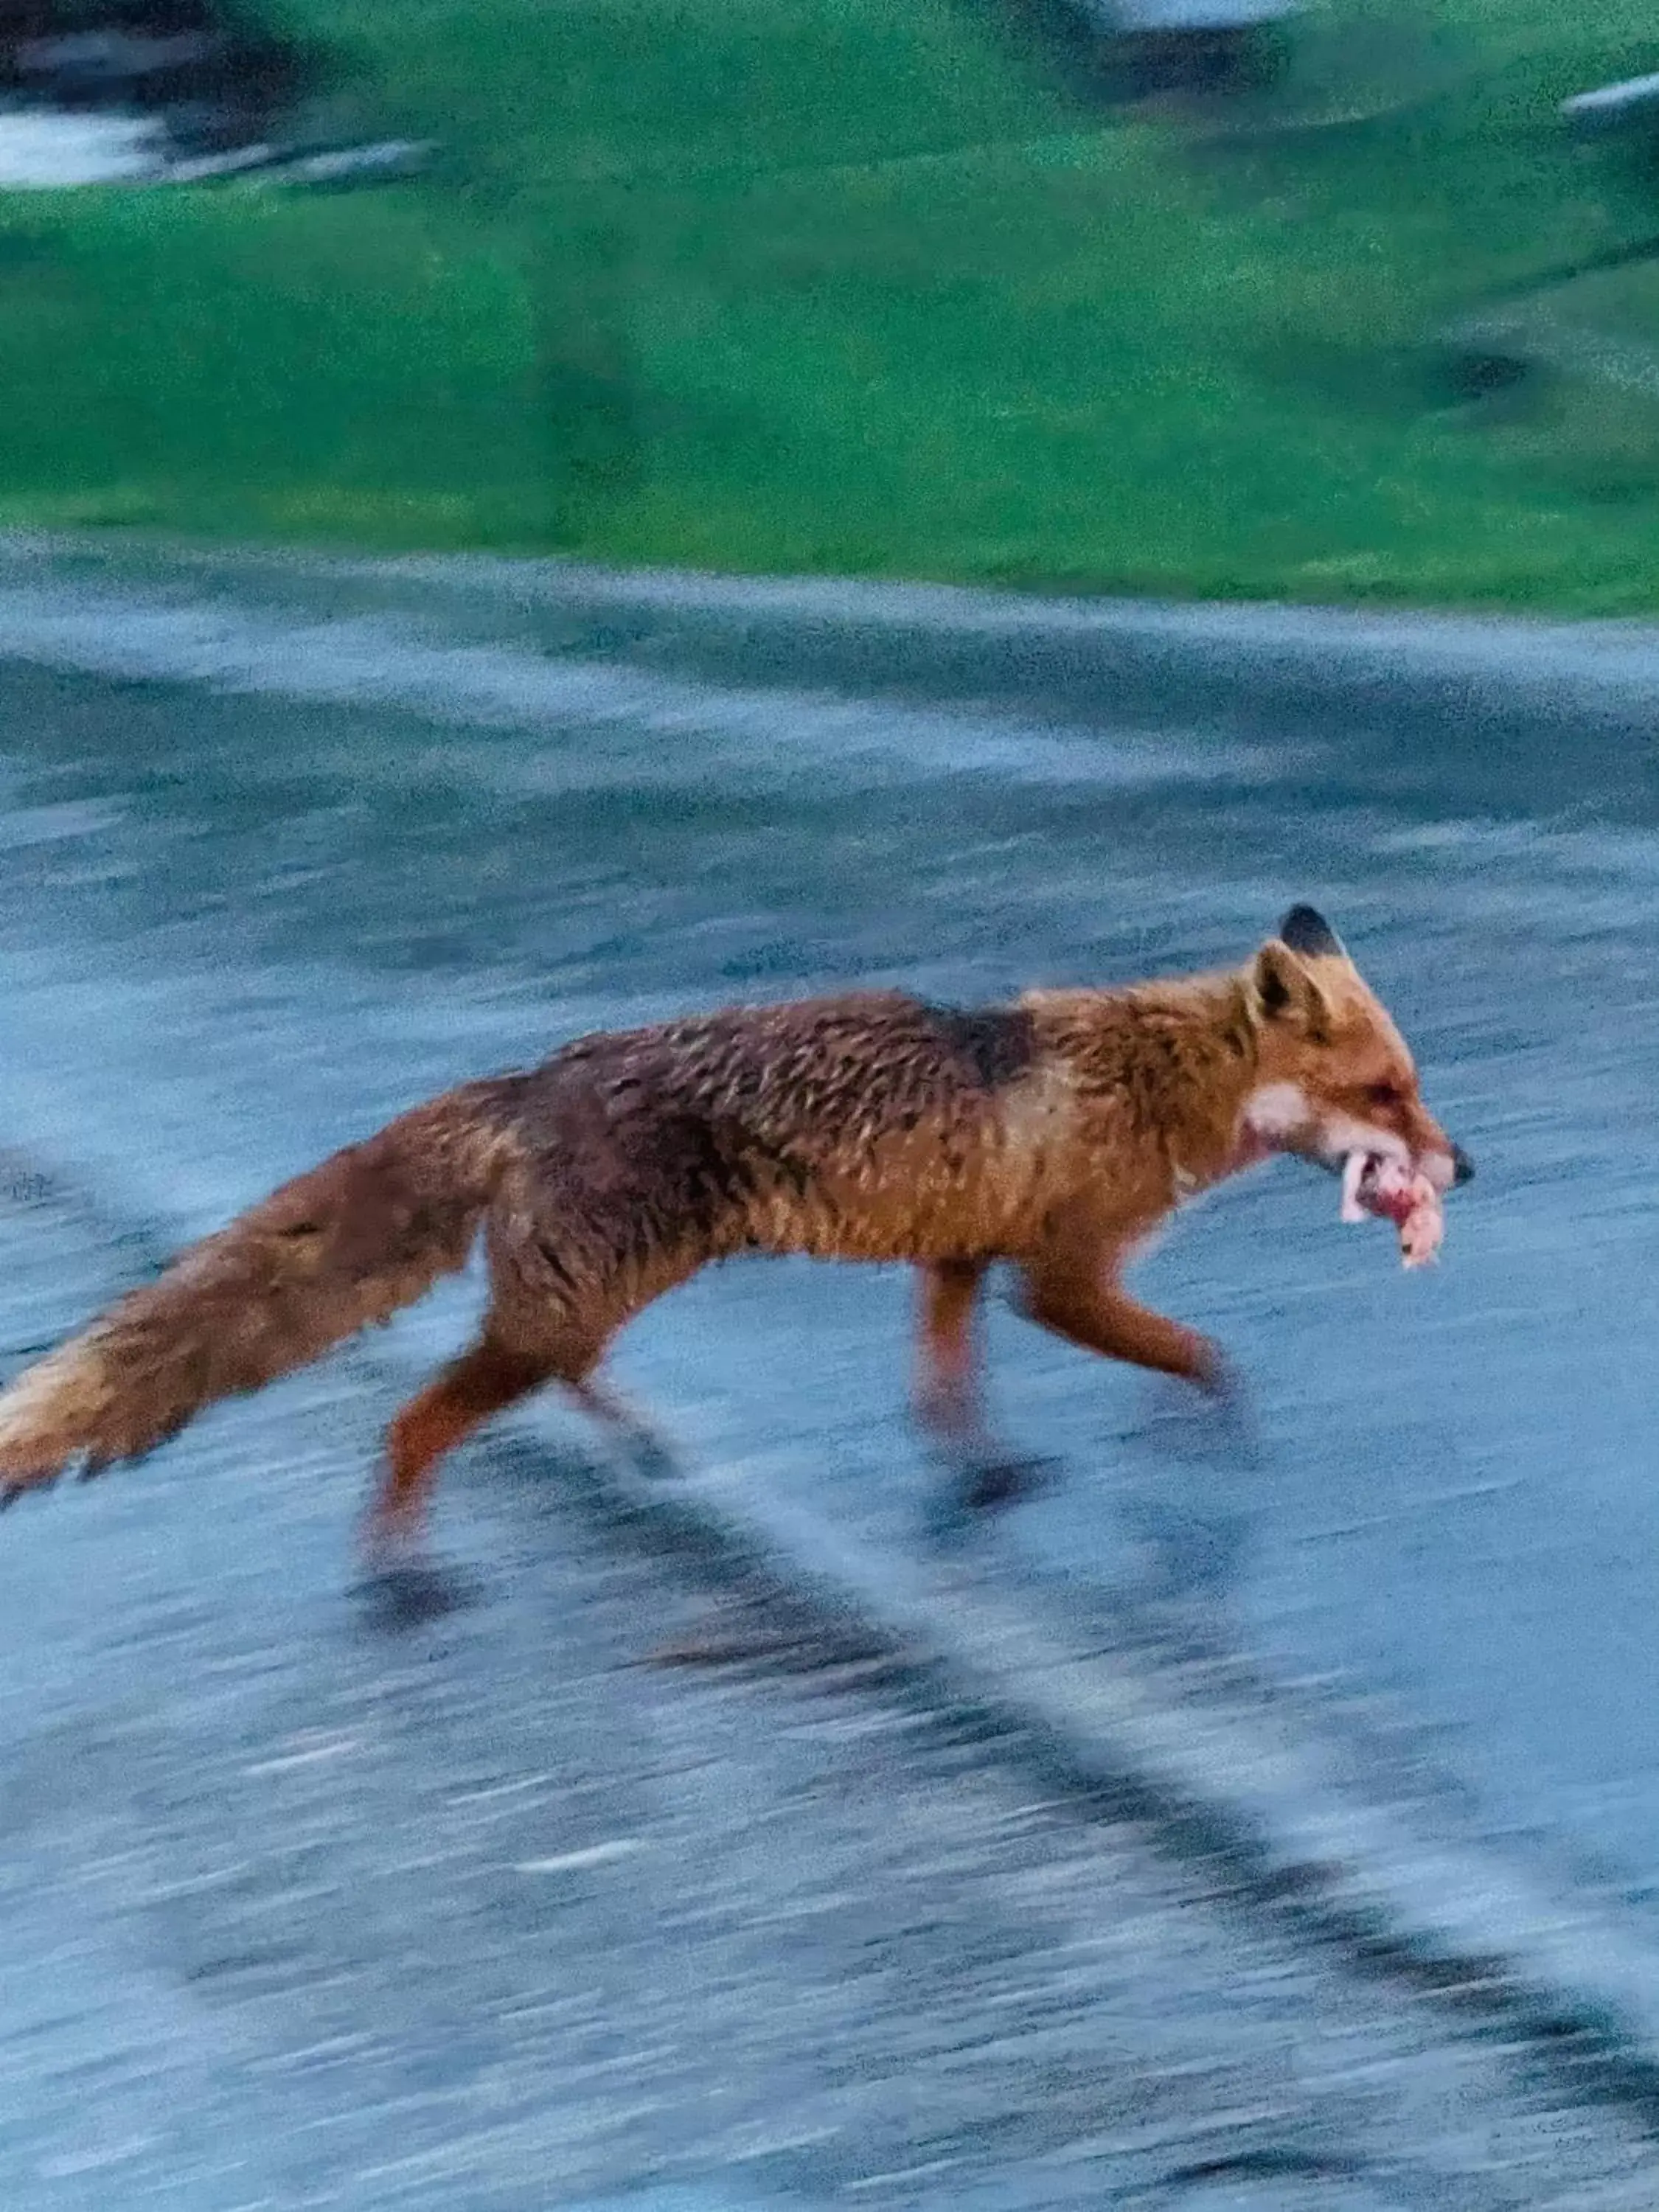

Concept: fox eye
[[1365, 1080, 1403, 1110]]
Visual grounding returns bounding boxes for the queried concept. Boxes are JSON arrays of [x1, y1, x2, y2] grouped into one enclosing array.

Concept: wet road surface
[[0, 558, 1656, 2201]]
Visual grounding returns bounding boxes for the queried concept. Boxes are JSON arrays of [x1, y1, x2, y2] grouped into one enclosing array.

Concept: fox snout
[[1416, 1135, 1475, 1193]]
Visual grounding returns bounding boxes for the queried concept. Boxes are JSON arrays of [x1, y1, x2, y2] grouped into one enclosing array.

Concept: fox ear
[[1251, 939, 1332, 1032], [1277, 904, 1345, 960]]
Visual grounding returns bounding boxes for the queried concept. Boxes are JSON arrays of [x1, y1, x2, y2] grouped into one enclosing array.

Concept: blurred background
[[1, 0, 1658, 604], [1, 4, 1659, 2208]]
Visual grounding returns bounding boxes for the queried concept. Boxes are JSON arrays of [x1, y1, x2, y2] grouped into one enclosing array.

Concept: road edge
[[9, 533, 1659, 737]]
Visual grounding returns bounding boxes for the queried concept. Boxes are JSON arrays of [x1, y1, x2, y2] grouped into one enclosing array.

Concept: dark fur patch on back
[[924, 1004, 1037, 1091], [628, 1110, 748, 1249]]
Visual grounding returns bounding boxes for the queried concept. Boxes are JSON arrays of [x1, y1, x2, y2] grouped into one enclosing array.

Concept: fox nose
[[1451, 1143, 1475, 1187]]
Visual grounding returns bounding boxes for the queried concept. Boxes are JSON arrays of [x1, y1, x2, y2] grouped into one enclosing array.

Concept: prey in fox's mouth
[[1338, 1149, 1447, 1270]]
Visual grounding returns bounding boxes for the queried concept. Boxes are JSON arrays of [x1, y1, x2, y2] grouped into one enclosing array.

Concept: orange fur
[[0, 908, 1468, 1554]]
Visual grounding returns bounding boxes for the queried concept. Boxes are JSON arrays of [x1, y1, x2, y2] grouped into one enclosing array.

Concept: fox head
[[1239, 905, 1472, 1194]]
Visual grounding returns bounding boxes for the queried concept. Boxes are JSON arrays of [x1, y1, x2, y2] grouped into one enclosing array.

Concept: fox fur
[[0, 906, 1470, 1554]]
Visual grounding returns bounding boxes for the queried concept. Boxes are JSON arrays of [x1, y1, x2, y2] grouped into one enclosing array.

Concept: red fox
[[0, 906, 1469, 1560]]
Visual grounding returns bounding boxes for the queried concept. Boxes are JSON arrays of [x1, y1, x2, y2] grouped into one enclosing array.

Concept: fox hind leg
[[914, 1260, 1054, 1526], [365, 1335, 554, 1566]]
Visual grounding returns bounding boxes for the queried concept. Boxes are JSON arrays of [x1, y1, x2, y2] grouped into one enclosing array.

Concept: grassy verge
[[5, 0, 1659, 607]]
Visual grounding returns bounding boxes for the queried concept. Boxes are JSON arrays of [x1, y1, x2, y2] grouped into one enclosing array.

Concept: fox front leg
[[1018, 1242, 1258, 1469], [1018, 1239, 1258, 1614]]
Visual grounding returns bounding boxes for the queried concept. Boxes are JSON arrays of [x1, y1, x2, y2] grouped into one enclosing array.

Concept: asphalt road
[[0, 557, 1656, 2203]]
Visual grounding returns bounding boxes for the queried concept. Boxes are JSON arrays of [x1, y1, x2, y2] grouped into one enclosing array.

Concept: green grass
[[7, 0, 1659, 605]]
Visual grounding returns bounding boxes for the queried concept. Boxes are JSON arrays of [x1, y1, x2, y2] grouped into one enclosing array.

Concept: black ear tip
[[1278, 904, 1343, 959]]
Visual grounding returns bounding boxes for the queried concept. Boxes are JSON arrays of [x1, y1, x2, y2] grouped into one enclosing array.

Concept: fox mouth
[[1308, 1139, 1411, 1195], [1321, 1140, 1472, 1199], [1335, 1147, 1447, 1268], [1338, 1149, 1413, 1226]]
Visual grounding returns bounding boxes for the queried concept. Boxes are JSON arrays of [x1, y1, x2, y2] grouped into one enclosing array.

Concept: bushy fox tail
[[0, 1078, 525, 1509]]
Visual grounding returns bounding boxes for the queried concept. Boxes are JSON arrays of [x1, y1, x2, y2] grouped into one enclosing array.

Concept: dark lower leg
[[564, 1373, 678, 1481], [915, 1261, 1051, 1517], [914, 1260, 988, 1450]]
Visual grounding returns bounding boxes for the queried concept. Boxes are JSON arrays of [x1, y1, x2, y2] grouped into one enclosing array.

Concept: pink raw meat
[[1340, 1152, 1444, 1269]]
